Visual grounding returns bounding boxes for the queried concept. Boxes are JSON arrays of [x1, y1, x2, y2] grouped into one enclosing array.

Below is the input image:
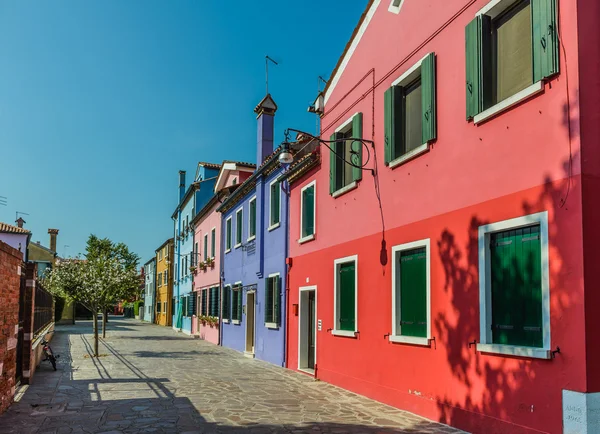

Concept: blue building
[[143, 258, 156, 322], [217, 95, 291, 366], [172, 163, 220, 334]]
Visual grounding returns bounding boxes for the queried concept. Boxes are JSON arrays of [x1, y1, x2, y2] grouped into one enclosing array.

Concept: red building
[[284, 0, 600, 433]]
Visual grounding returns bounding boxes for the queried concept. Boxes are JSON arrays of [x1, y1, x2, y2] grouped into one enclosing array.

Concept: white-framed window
[[225, 216, 232, 252], [269, 178, 281, 230], [164, 270, 168, 285], [332, 255, 358, 338], [163, 301, 167, 313], [248, 196, 257, 241], [211, 227, 216, 258], [235, 207, 243, 248], [390, 239, 431, 346], [264, 273, 281, 328], [477, 211, 551, 359], [203, 234, 208, 260], [222, 284, 232, 323], [158, 272, 163, 287], [158, 249, 163, 261], [330, 113, 362, 197], [388, 0, 405, 14], [299, 180, 316, 243]]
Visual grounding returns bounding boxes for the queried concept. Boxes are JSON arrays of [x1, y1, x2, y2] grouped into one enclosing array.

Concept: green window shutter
[[204, 235, 208, 259], [466, 16, 483, 120], [274, 276, 281, 326], [351, 113, 363, 182], [399, 248, 427, 338], [211, 229, 215, 257], [250, 200, 256, 237], [226, 219, 231, 249], [265, 278, 273, 323], [231, 289, 237, 320], [384, 87, 396, 165], [201, 290, 207, 316], [338, 262, 356, 331], [271, 183, 280, 225], [329, 133, 337, 194], [490, 226, 542, 348], [237, 287, 243, 321], [421, 53, 437, 144], [236, 211, 242, 244], [531, 0, 559, 82], [302, 186, 315, 238], [224, 287, 231, 321]]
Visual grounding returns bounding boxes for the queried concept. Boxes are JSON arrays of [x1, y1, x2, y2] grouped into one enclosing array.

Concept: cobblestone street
[[0, 319, 464, 434]]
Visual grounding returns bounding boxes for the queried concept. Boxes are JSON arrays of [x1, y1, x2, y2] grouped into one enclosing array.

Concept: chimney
[[15, 217, 25, 228], [179, 171, 186, 202], [254, 94, 278, 164], [48, 229, 59, 253]]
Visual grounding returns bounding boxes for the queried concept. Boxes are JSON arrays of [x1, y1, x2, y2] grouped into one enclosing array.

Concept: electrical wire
[[557, 19, 572, 209]]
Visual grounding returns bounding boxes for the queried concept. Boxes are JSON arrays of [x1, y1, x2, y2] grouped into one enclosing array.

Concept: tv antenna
[[0, 196, 6, 207], [16, 211, 29, 220], [265, 55, 278, 94]]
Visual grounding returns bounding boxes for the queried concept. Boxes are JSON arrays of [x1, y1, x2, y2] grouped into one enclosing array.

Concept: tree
[[45, 235, 139, 356]]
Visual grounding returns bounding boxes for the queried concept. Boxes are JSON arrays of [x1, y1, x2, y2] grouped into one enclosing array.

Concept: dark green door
[[399, 248, 427, 338], [339, 263, 355, 331]]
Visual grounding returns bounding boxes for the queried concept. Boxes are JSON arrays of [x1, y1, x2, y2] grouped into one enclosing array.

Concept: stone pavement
[[0, 318, 465, 434]]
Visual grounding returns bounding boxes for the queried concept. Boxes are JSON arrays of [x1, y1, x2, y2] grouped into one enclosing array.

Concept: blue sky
[[0, 1, 366, 262]]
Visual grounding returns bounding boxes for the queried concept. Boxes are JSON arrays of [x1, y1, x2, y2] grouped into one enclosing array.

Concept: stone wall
[[0, 241, 23, 414]]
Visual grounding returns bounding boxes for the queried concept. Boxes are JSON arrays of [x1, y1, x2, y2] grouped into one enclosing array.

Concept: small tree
[[45, 235, 139, 356]]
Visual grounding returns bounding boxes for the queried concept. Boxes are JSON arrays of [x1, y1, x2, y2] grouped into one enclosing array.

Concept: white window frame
[[332, 255, 358, 338], [211, 227, 216, 259], [388, 0, 405, 14], [265, 273, 280, 329], [235, 207, 243, 248], [331, 113, 360, 198], [163, 301, 167, 313], [388, 52, 434, 169], [390, 239, 431, 346], [225, 216, 232, 253], [222, 284, 231, 324], [248, 196, 257, 242], [232, 281, 242, 325], [299, 180, 316, 244], [268, 179, 281, 231], [477, 211, 551, 359]]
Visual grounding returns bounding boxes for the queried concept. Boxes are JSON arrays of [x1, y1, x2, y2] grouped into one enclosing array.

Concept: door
[[245, 292, 255, 354], [307, 291, 316, 369]]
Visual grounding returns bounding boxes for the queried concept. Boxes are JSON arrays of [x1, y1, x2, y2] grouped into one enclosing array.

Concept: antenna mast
[[265, 55, 278, 94]]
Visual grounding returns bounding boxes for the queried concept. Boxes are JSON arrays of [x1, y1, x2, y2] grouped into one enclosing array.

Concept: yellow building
[[154, 238, 174, 326]]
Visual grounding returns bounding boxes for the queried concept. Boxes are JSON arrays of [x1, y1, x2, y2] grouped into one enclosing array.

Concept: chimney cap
[[15, 217, 26, 227], [254, 94, 278, 117], [48, 228, 59, 234]]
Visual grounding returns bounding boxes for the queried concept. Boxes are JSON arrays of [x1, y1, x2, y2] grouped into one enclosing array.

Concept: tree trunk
[[93, 311, 99, 357], [102, 308, 107, 338]]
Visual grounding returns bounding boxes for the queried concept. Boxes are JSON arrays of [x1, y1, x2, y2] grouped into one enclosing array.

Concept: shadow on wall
[[433, 93, 581, 432]]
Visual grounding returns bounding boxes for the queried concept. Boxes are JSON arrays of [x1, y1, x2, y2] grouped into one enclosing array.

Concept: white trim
[[298, 285, 318, 373], [269, 178, 281, 228], [248, 196, 257, 241], [477, 0, 521, 19], [324, 0, 382, 105], [225, 216, 232, 253], [478, 211, 551, 356], [268, 272, 280, 278], [476, 344, 551, 359], [265, 322, 279, 329], [300, 180, 316, 241], [222, 319, 230, 324], [333, 255, 358, 336], [335, 112, 360, 133], [388, 0, 405, 14], [391, 52, 432, 87], [332, 181, 358, 198], [232, 320, 241, 325], [389, 143, 430, 169], [389, 336, 430, 346], [235, 206, 243, 248], [391, 239, 431, 340], [474, 81, 544, 125], [245, 290, 256, 355]]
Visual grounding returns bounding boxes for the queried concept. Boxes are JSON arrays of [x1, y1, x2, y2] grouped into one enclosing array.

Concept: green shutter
[[265, 278, 273, 323], [250, 200, 256, 237], [274, 276, 281, 326], [302, 186, 315, 238], [271, 183, 280, 225], [201, 290, 207, 316], [466, 16, 483, 120], [399, 248, 427, 338], [531, 0, 559, 82], [236, 211, 242, 243], [384, 87, 395, 165], [211, 230, 215, 257], [339, 262, 356, 331], [421, 53, 437, 144], [329, 133, 337, 194], [225, 287, 231, 321], [226, 219, 231, 250], [237, 287, 243, 321], [351, 113, 363, 182], [490, 226, 542, 348]]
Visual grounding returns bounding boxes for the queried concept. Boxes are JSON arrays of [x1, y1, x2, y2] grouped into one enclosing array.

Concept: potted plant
[[189, 265, 197, 274], [199, 261, 207, 271], [208, 316, 219, 328], [206, 257, 215, 268]]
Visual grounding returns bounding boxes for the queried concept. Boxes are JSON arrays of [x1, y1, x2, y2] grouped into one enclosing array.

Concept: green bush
[[133, 301, 143, 316]]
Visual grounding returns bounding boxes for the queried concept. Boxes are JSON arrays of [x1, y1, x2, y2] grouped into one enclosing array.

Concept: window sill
[[298, 234, 315, 244], [225, 249, 231, 254], [332, 181, 358, 199], [474, 81, 544, 125], [332, 329, 358, 338], [268, 223, 281, 232], [232, 320, 241, 325], [234, 243, 242, 249], [389, 335, 431, 347], [265, 322, 279, 329], [222, 319, 229, 324], [388, 143, 429, 169], [476, 343, 551, 360], [247, 235, 256, 242]]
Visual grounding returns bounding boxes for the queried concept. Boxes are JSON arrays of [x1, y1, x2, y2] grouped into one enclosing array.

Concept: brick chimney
[[254, 94, 278, 164], [179, 170, 186, 203], [48, 229, 59, 253], [15, 217, 25, 228]]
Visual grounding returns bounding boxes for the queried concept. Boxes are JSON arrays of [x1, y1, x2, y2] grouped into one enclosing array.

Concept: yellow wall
[[154, 239, 174, 326]]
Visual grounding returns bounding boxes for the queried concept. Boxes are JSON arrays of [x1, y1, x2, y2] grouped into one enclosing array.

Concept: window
[[330, 113, 363, 195], [391, 239, 431, 346], [156, 302, 161, 313], [164, 270, 168, 285], [223, 285, 232, 322], [264, 274, 280, 328], [300, 181, 316, 242], [226, 217, 232, 252], [333, 256, 358, 337], [232, 177, 238, 185], [231, 283, 242, 323], [195, 242, 199, 265], [477, 212, 550, 359], [210, 286, 219, 317], [201, 290, 207, 316], [163, 301, 167, 314], [211, 228, 216, 258], [187, 294, 196, 317], [269, 180, 281, 229], [235, 208, 243, 247], [384, 53, 436, 167], [248, 197, 257, 240], [204, 234, 208, 260], [388, 0, 405, 14], [158, 272, 162, 287], [182, 296, 188, 317], [158, 249, 163, 261], [466, 0, 558, 122]]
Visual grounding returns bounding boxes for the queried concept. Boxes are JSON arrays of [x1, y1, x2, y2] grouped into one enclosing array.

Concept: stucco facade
[[155, 238, 174, 326], [285, 1, 597, 433], [143, 258, 156, 323]]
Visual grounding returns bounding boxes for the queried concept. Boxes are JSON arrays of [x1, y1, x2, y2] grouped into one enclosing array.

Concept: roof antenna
[[16, 211, 29, 220], [0, 195, 7, 207], [265, 55, 278, 94]]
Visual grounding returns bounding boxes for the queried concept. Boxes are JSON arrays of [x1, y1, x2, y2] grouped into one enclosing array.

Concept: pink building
[[191, 161, 254, 343]]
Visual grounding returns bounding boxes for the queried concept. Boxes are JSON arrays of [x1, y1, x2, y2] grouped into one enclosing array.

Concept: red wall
[[287, 1, 587, 433]]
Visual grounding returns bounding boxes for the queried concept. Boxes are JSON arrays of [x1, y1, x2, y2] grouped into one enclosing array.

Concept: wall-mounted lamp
[[278, 140, 294, 164]]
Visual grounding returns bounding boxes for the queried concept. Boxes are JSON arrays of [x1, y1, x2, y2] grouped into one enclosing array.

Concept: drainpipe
[[283, 179, 291, 368]]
